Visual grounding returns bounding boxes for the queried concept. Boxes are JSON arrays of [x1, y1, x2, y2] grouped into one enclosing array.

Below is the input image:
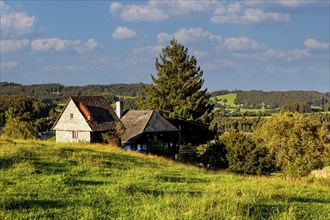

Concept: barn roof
[[121, 110, 178, 145], [52, 96, 123, 132]]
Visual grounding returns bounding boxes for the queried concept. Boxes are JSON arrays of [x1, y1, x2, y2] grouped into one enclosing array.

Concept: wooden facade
[[120, 110, 178, 153]]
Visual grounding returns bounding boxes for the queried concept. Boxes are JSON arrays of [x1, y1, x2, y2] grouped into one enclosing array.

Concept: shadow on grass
[[288, 196, 330, 204], [242, 203, 290, 219], [0, 158, 15, 169], [3, 199, 68, 210], [31, 160, 71, 174], [157, 175, 209, 183], [124, 184, 202, 197], [73, 180, 111, 186]]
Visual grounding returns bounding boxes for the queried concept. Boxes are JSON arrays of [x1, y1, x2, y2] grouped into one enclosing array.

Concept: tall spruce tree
[[137, 40, 214, 123]]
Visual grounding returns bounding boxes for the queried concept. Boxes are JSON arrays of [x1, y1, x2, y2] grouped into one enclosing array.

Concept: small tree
[[202, 141, 228, 169], [101, 122, 125, 146], [221, 129, 272, 175], [2, 107, 35, 139], [255, 112, 328, 177]]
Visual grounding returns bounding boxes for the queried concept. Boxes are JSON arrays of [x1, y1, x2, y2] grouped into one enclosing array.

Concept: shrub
[[201, 141, 228, 169], [254, 112, 329, 177], [221, 129, 273, 175], [2, 108, 35, 139]]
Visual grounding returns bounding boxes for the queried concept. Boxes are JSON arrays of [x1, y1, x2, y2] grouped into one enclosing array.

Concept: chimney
[[116, 101, 123, 118]]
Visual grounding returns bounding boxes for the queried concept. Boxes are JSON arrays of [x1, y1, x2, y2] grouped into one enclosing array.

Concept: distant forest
[[1, 82, 329, 108], [0, 82, 145, 102], [211, 90, 329, 109]]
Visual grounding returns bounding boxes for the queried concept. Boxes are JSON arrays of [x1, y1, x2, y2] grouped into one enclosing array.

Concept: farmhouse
[[52, 96, 178, 150], [52, 96, 123, 143], [120, 109, 178, 152]]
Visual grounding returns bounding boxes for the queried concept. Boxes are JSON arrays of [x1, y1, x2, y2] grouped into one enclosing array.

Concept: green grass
[[212, 93, 238, 108], [1, 139, 330, 219], [212, 93, 267, 113]]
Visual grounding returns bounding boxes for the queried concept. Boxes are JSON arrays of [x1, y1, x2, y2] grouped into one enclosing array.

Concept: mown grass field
[[1, 139, 330, 219], [211, 93, 265, 113], [211, 93, 238, 108]]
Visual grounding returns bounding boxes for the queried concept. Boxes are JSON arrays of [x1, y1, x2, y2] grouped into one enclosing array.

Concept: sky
[[0, 0, 329, 92]]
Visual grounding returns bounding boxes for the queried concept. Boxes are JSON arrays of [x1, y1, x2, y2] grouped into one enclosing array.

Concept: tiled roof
[[121, 110, 178, 145], [51, 96, 123, 132], [70, 96, 123, 132]]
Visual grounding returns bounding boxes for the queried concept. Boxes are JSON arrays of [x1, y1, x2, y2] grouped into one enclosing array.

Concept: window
[[72, 131, 78, 139], [70, 114, 73, 120]]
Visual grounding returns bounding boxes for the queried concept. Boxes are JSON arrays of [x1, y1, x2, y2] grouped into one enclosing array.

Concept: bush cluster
[[178, 112, 330, 177]]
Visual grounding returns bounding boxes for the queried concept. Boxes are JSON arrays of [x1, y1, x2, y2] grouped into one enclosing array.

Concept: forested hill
[[211, 90, 329, 108], [1, 82, 329, 108], [0, 82, 145, 103]]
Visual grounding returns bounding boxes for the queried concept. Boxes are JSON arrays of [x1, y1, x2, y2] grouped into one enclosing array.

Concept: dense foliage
[[210, 114, 264, 135], [281, 102, 311, 113], [137, 40, 214, 124], [0, 95, 55, 130], [255, 112, 329, 177], [233, 90, 328, 109], [2, 108, 35, 139], [220, 130, 272, 175]]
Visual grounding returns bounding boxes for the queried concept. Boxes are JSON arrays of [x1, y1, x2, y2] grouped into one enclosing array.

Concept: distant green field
[[1, 139, 329, 219], [212, 93, 267, 113], [211, 93, 238, 108]]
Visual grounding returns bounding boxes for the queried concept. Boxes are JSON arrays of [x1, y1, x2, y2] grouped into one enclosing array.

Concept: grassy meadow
[[1, 139, 330, 219], [211, 93, 265, 113]]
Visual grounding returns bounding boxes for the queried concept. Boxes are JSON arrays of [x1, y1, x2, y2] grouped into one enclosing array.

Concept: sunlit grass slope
[[1, 139, 330, 219], [212, 93, 238, 108]]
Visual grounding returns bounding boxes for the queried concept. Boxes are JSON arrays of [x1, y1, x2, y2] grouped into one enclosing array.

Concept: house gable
[[52, 99, 92, 132]]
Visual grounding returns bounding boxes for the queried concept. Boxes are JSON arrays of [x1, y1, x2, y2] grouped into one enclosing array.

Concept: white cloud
[[203, 59, 237, 71], [109, 2, 123, 13], [31, 38, 80, 53], [109, 0, 213, 22], [74, 38, 102, 54], [304, 38, 329, 50], [156, 1, 212, 16], [158, 28, 264, 52], [30, 38, 101, 54], [1, 60, 18, 69], [110, 1, 168, 22], [0, 1, 36, 37], [235, 48, 308, 61], [275, 0, 311, 8], [0, 39, 30, 53], [158, 28, 222, 44], [211, 2, 289, 24], [222, 37, 266, 51], [112, 26, 137, 40]]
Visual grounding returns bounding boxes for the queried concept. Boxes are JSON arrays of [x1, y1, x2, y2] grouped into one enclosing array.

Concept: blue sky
[[1, 0, 329, 92]]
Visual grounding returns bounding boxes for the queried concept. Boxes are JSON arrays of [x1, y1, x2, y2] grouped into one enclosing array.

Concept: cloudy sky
[[1, 0, 329, 92]]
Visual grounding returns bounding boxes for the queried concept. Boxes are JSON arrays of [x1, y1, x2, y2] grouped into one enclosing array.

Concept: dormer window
[[70, 114, 73, 120]]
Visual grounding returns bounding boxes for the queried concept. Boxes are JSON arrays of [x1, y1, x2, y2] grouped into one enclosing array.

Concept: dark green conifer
[[137, 40, 213, 123]]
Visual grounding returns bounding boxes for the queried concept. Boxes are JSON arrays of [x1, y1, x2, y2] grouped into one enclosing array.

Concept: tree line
[[0, 82, 145, 103], [211, 89, 329, 109]]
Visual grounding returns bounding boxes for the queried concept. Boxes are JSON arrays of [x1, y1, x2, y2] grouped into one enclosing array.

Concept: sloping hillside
[[1, 139, 329, 219]]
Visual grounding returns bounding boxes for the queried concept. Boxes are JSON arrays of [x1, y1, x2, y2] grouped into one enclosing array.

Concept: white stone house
[[52, 96, 123, 143]]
